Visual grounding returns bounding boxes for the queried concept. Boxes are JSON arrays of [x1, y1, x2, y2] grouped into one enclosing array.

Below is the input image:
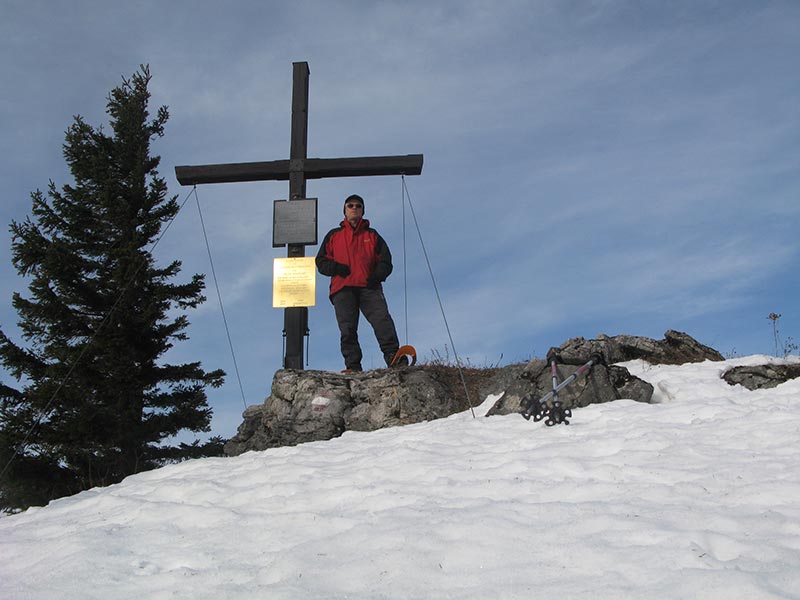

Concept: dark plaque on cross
[[272, 198, 318, 247], [175, 62, 423, 370]]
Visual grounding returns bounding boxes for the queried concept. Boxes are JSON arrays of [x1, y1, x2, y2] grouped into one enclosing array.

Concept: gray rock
[[478, 363, 528, 400], [485, 360, 653, 416], [557, 329, 724, 366], [608, 365, 657, 402], [722, 364, 800, 390], [224, 367, 465, 456]]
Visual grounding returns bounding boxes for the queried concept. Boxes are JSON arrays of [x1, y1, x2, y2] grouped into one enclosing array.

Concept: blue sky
[[1, 1, 798, 440]]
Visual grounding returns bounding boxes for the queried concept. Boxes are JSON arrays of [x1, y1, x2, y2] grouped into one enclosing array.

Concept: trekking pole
[[520, 349, 603, 426]]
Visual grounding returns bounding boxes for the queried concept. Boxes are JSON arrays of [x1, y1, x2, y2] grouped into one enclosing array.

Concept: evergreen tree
[[0, 66, 225, 511]]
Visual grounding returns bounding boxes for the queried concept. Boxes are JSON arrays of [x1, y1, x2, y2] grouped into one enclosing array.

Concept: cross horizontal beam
[[175, 154, 424, 186]]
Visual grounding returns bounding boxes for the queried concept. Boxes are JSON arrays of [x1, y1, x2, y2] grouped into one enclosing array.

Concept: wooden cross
[[175, 62, 423, 370]]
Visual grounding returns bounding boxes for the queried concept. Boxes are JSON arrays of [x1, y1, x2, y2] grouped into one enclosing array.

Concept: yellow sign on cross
[[272, 257, 316, 308]]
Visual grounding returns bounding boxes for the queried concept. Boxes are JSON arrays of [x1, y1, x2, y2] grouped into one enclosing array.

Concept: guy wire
[[401, 176, 475, 419], [193, 187, 248, 411]]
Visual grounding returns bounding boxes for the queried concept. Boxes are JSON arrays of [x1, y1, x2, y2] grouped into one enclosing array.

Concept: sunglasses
[[346, 203, 363, 209]]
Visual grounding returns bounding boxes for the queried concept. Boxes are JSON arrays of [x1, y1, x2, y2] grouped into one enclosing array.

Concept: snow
[[2, 356, 800, 599]]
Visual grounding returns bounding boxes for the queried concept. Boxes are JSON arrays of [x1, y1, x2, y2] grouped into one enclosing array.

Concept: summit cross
[[175, 62, 423, 370]]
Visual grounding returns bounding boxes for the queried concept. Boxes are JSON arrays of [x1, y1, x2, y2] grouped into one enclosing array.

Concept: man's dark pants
[[332, 286, 400, 370]]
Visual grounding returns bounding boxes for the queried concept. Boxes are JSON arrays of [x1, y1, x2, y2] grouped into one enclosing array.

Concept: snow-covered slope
[[2, 356, 799, 599]]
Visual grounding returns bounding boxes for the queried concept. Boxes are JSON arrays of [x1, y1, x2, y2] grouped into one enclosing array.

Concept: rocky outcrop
[[225, 330, 721, 454], [486, 329, 721, 416], [556, 329, 724, 366], [722, 364, 800, 390], [224, 367, 469, 456]]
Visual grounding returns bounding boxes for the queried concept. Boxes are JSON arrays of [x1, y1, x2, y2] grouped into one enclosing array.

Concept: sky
[[2, 355, 800, 598], [1, 1, 799, 440]]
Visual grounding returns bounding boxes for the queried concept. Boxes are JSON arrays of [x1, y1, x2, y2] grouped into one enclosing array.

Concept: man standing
[[316, 194, 403, 371]]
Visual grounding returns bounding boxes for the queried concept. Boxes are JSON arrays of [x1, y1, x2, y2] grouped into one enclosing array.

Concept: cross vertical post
[[285, 62, 310, 369]]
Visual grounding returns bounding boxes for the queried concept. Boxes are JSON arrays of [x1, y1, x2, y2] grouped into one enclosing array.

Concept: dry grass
[[418, 349, 504, 412]]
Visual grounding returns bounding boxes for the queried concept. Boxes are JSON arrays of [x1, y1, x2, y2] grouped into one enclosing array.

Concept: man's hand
[[366, 273, 381, 288], [333, 263, 351, 277]]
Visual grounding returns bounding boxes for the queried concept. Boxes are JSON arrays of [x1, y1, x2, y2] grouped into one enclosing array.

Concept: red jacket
[[315, 218, 393, 298]]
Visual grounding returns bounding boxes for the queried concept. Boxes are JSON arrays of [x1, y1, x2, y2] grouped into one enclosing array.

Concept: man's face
[[345, 201, 363, 223]]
